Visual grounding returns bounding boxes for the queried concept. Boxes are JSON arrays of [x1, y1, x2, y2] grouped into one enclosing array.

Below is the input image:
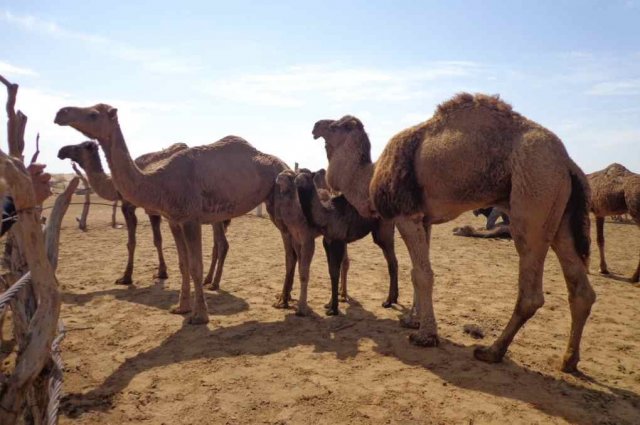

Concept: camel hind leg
[[205, 222, 229, 290], [372, 219, 399, 307], [595, 216, 609, 275], [551, 214, 596, 372], [339, 247, 350, 302], [149, 214, 168, 280], [116, 202, 137, 285], [475, 162, 569, 364]]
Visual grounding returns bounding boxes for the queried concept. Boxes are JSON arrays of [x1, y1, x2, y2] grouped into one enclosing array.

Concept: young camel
[[58, 141, 231, 288], [312, 124, 400, 308], [295, 170, 398, 315], [55, 104, 293, 324], [365, 93, 594, 373], [587, 163, 640, 282]]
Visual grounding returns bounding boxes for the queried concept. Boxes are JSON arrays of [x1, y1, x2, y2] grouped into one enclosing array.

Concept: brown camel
[[316, 93, 595, 373], [587, 163, 640, 282], [55, 104, 293, 324], [57, 141, 231, 288], [312, 123, 400, 308], [294, 170, 399, 315]]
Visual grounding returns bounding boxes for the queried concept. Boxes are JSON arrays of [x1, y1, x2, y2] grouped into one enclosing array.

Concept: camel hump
[[135, 142, 189, 169], [370, 127, 424, 219], [604, 163, 633, 176], [436, 92, 515, 116]]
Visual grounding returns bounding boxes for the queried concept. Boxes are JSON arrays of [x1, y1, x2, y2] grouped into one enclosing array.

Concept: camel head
[[312, 116, 371, 164], [57, 141, 102, 171], [294, 169, 315, 191], [54, 104, 118, 144], [313, 168, 328, 191], [275, 170, 298, 194]]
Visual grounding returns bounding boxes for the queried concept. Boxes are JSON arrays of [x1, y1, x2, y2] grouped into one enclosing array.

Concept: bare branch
[[29, 133, 40, 165]]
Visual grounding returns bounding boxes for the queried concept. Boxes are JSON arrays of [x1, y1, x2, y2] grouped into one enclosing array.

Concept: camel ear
[[107, 107, 118, 120]]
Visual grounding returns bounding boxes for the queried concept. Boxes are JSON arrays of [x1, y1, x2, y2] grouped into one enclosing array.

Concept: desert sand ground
[[5, 195, 640, 424]]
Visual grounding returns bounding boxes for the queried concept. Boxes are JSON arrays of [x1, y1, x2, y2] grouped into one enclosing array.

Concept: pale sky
[[1, 0, 639, 174]]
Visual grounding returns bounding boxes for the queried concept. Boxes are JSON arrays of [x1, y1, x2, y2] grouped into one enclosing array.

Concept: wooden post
[[0, 74, 69, 425], [72, 163, 90, 231]]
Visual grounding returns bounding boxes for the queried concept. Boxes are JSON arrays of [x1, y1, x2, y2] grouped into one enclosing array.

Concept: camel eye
[[89, 111, 99, 120]]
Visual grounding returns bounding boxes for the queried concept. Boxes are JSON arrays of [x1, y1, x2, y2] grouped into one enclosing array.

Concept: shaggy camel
[[312, 123, 400, 308], [317, 94, 595, 373], [294, 170, 398, 316], [55, 104, 293, 324], [57, 141, 231, 288], [587, 163, 640, 282]]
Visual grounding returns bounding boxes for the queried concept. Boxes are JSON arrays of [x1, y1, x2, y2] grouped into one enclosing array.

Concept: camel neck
[[83, 167, 119, 201], [100, 122, 159, 210], [329, 160, 374, 218], [298, 184, 329, 228]]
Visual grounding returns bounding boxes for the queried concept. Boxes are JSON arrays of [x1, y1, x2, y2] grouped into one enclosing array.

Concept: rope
[[47, 320, 65, 425], [0, 271, 31, 316]]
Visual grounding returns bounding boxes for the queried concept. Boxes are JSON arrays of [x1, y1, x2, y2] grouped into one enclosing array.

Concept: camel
[[294, 170, 399, 315], [312, 123, 400, 309], [452, 224, 511, 239], [587, 163, 640, 282], [55, 104, 293, 325], [316, 93, 595, 373], [57, 141, 231, 288]]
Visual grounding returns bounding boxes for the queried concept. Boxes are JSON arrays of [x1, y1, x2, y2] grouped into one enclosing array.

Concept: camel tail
[[370, 129, 424, 219], [567, 168, 591, 265]]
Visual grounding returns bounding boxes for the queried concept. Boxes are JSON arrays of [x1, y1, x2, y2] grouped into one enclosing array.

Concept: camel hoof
[[170, 305, 191, 315], [273, 298, 291, 309], [630, 274, 639, 283], [382, 298, 397, 308], [154, 270, 168, 280], [409, 332, 439, 347], [473, 346, 504, 363], [187, 314, 209, 325], [325, 307, 340, 316], [599, 269, 610, 275], [561, 356, 580, 374], [204, 283, 220, 291], [115, 276, 133, 285], [339, 295, 351, 303], [295, 306, 311, 317], [399, 315, 420, 329]]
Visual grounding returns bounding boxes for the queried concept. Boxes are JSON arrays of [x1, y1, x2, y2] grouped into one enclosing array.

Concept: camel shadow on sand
[[61, 279, 249, 316], [62, 301, 640, 424]]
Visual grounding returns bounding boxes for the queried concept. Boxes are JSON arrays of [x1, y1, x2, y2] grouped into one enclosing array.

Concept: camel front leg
[[323, 238, 346, 316], [595, 216, 609, 275], [204, 224, 218, 287], [116, 202, 137, 285], [396, 218, 438, 345], [168, 222, 191, 315], [372, 219, 399, 308], [149, 214, 168, 280], [274, 232, 297, 309], [181, 221, 209, 324], [295, 238, 315, 316]]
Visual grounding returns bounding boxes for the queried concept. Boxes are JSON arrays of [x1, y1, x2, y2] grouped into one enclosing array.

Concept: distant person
[[473, 207, 510, 230]]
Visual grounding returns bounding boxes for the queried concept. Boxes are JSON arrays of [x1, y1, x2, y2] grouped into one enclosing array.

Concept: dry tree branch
[[0, 75, 26, 160], [29, 133, 40, 165], [72, 163, 90, 231]]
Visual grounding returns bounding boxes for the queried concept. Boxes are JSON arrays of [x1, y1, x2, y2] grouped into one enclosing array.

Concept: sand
[[7, 195, 639, 424]]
